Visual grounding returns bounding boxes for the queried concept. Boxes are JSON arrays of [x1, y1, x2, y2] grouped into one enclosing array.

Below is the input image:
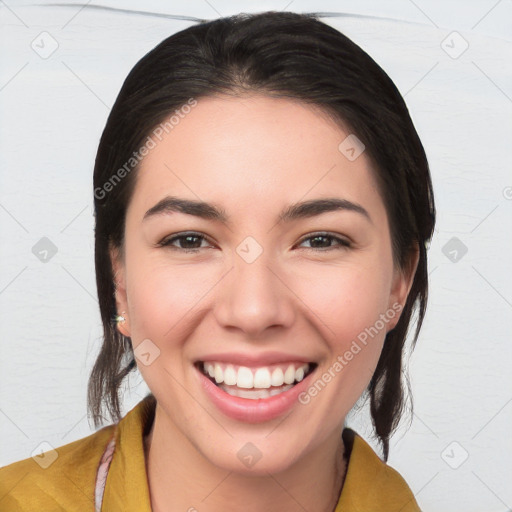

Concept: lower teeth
[[218, 383, 294, 399]]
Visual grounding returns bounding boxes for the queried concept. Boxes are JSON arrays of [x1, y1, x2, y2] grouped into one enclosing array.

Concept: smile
[[199, 361, 314, 398], [194, 359, 318, 422]]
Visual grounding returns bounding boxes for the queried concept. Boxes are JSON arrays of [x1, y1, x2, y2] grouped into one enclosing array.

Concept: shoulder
[[0, 423, 115, 511], [337, 428, 421, 511]]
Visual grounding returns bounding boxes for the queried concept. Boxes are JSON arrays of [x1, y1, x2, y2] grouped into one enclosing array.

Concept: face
[[112, 94, 417, 474]]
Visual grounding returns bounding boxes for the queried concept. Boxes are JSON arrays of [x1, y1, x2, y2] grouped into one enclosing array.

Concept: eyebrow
[[143, 196, 371, 225]]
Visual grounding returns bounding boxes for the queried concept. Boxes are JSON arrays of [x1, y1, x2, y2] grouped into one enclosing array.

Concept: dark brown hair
[[88, 10, 435, 461]]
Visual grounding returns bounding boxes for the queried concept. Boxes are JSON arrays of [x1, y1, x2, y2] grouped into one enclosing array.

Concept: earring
[[115, 311, 127, 324]]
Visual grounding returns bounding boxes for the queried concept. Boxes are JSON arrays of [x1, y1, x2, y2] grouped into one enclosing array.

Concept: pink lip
[[195, 364, 316, 423], [197, 351, 313, 367]]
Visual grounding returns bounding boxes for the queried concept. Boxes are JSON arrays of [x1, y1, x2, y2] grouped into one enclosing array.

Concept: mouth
[[194, 360, 318, 400]]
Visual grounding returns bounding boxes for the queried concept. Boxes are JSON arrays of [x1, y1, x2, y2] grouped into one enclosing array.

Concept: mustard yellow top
[[0, 395, 420, 511]]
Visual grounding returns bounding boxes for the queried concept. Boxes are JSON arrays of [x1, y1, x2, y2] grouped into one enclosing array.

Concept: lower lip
[[196, 366, 314, 423]]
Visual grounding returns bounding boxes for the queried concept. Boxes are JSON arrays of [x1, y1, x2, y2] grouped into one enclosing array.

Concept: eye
[[158, 232, 213, 253], [157, 231, 351, 254], [296, 232, 351, 251]]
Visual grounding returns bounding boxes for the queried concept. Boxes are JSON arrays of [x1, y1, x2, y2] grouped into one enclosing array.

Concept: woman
[[0, 11, 435, 511]]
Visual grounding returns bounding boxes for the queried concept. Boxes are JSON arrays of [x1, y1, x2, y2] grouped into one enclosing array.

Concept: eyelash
[[157, 231, 352, 253]]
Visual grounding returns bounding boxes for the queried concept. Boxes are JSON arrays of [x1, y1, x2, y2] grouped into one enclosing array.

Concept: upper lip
[[195, 351, 316, 367]]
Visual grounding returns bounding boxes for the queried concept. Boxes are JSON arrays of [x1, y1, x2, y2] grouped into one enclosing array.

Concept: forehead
[[128, 94, 384, 222]]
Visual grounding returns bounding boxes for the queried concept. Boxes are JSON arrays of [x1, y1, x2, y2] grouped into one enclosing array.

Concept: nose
[[213, 248, 296, 338]]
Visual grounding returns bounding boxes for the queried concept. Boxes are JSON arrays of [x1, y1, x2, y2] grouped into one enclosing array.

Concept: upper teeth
[[203, 362, 309, 389]]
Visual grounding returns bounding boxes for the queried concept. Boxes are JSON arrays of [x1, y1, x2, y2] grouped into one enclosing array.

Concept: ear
[[387, 243, 420, 331], [110, 243, 131, 338]]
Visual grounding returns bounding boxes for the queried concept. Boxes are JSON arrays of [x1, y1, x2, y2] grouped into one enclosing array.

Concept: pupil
[[183, 236, 199, 248], [311, 236, 328, 248]]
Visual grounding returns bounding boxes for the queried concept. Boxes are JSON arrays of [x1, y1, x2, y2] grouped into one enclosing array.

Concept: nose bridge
[[213, 238, 295, 336]]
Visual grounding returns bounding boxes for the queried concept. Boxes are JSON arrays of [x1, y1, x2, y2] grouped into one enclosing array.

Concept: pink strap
[[94, 429, 117, 512]]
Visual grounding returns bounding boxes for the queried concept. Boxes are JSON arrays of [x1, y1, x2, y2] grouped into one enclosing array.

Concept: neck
[[144, 405, 347, 512]]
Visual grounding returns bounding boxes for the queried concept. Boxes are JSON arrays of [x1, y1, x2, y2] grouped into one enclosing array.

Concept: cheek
[[125, 257, 219, 340], [288, 260, 392, 346], [292, 265, 391, 414], [124, 261, 216, 393]]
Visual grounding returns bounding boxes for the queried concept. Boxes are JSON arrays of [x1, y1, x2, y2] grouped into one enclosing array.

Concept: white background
[[0, 1, 511, 511]]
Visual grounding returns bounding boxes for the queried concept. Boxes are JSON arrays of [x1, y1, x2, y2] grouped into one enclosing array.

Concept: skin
[[111, 94, 419, 512]]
